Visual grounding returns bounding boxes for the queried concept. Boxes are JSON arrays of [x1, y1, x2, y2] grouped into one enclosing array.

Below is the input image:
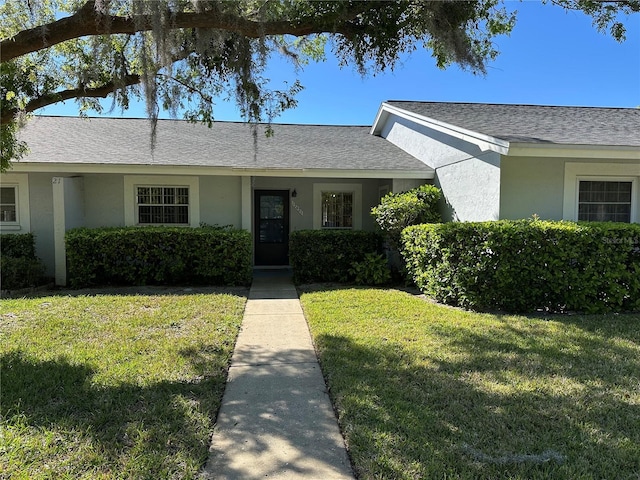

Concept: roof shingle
[[386, 101, 640, 147], [17, 116, 431, 172]]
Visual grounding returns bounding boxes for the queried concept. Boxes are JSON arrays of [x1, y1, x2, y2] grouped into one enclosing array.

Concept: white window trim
[[124, 175, 200, 227], [313, 183, 362, 230], [0, 173, 30, 232], [563, 163, 640, 223]]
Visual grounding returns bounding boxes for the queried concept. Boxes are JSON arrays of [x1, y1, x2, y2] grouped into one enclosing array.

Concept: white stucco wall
[[200, 176, 242, 227], [380, 113, 502, 221], [27, 174, 55, 276], [499, 156, 565, 220], [84, 175, 125, 227], [435, 156, 501, 221]]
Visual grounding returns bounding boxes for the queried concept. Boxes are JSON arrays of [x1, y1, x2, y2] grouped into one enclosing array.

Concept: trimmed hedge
[[66, 226, 252, 288], [289, 230, 384, 284], [0, 233, 45, 290], [401, 220, 640, 314], [1, 232, 36, 258]]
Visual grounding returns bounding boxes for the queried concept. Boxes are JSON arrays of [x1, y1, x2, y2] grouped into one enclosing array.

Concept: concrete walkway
[[199, 270, 354, 479]]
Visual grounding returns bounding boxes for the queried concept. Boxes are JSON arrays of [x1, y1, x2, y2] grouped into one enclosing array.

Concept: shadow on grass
[[1, 350, 228, 478], [310, 311, 640, 479]]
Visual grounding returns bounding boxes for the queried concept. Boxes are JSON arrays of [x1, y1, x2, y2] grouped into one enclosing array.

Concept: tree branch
[[0, 74, 141, 124], [1, 0, 365, 63]]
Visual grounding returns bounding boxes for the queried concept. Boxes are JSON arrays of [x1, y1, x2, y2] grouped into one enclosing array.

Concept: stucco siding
[[199, 176, 242, 227], [84, 175, 125, 227], [28, 174, 55, 276], [381, 113, 487, 169], [500, 156, 565, 220], [435, 157, 501, 222]]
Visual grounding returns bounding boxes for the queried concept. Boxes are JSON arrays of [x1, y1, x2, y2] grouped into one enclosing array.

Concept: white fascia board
[[370, 103, 390, 135], [507, 143, 640, 160], [370, 102, 510, 155], [10, 162, 433, 179]]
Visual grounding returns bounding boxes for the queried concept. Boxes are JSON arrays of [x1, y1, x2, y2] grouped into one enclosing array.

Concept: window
[[563, 164, 638, 224], [136, 186, 189, 224], [578, 180, 632, 223], [0, 186, 17, 223], [322, 191, 353, 228]]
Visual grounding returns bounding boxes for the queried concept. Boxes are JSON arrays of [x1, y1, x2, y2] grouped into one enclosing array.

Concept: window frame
[[136, 185, 190, 225], [313, 183, 362, 230], [563, 163, 639, 224], [0, 185, 19, 225], [576, 178, 634, 223], [124, 176, 200, 227], [0, 174, 30, 232], [320, 191, 354, 229]]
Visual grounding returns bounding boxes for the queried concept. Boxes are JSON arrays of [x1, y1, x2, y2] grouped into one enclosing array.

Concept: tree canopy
[[1, 0, 638, 170]]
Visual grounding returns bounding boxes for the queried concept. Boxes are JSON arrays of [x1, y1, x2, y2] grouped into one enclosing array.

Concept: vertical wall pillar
[[52, 177, 85, 286], [241, 176, 252, 231], [52, 177, 66, 286]]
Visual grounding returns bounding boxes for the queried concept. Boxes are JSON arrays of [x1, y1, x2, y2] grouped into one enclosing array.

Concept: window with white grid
[[136, 186, 189, 224], [321, 191, 353, 228], [0, 186, 17, 223], [578, 180, 632, 223]]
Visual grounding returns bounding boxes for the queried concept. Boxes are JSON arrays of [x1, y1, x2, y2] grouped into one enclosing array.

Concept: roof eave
[[507, 143, 640, 160], [8, 162, 434, 179]]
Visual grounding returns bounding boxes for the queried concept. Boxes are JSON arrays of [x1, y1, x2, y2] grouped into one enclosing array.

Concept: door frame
[[253, 189, 291, 266]]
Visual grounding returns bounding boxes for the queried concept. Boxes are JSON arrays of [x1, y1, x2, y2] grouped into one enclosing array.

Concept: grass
[[299, 287, 640, 480], [0, 289, 246, 479]]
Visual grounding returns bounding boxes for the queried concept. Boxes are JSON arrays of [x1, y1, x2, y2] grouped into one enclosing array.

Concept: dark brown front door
[[254, 190, 290, 265]]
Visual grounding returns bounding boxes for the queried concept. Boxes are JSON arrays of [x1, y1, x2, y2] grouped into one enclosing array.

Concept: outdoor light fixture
[[291, 189, 297, 198]]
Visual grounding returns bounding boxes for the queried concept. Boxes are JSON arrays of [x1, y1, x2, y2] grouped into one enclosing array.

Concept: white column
[[52, 177, 66, 286], [241, 176, 252, 231]]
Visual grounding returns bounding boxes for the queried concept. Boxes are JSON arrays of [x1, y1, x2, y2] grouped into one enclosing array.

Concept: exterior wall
[[499, 156, 565, 220], [200, 176, 243, 227], [28, 174, 55, 277], [253, 176, 383, 232], [84, 175, 125, 227], [380, 113, 501, 221], [390, 179, 425, 194], [500, 157, 640, 222]]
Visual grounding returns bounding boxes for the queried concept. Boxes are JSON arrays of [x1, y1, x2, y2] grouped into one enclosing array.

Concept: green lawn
[[0, 290, 246, 479], [300, 287, 640, 480]]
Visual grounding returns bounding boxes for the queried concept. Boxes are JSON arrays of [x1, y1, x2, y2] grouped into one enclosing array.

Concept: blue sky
[[43, 1, 640, 125]]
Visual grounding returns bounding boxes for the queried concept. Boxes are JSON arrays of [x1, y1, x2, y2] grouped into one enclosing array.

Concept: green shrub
[[0, 233, 36, 258], [401, 220, 640, 314], [371, 184, 442, 247], [0, 233, 45, 290], [349, 253, 391, 285], [289, 230, 383, 284], [65, 226, 252, 288], [0, 256, 45, 290]]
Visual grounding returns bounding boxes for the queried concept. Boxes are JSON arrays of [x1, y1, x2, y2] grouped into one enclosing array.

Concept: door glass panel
[[259, 195, 285, 243]]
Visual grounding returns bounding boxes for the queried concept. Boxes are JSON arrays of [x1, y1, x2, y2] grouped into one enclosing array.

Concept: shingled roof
[[16, 116, 431, 173], [384, 101, 640, 147]]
